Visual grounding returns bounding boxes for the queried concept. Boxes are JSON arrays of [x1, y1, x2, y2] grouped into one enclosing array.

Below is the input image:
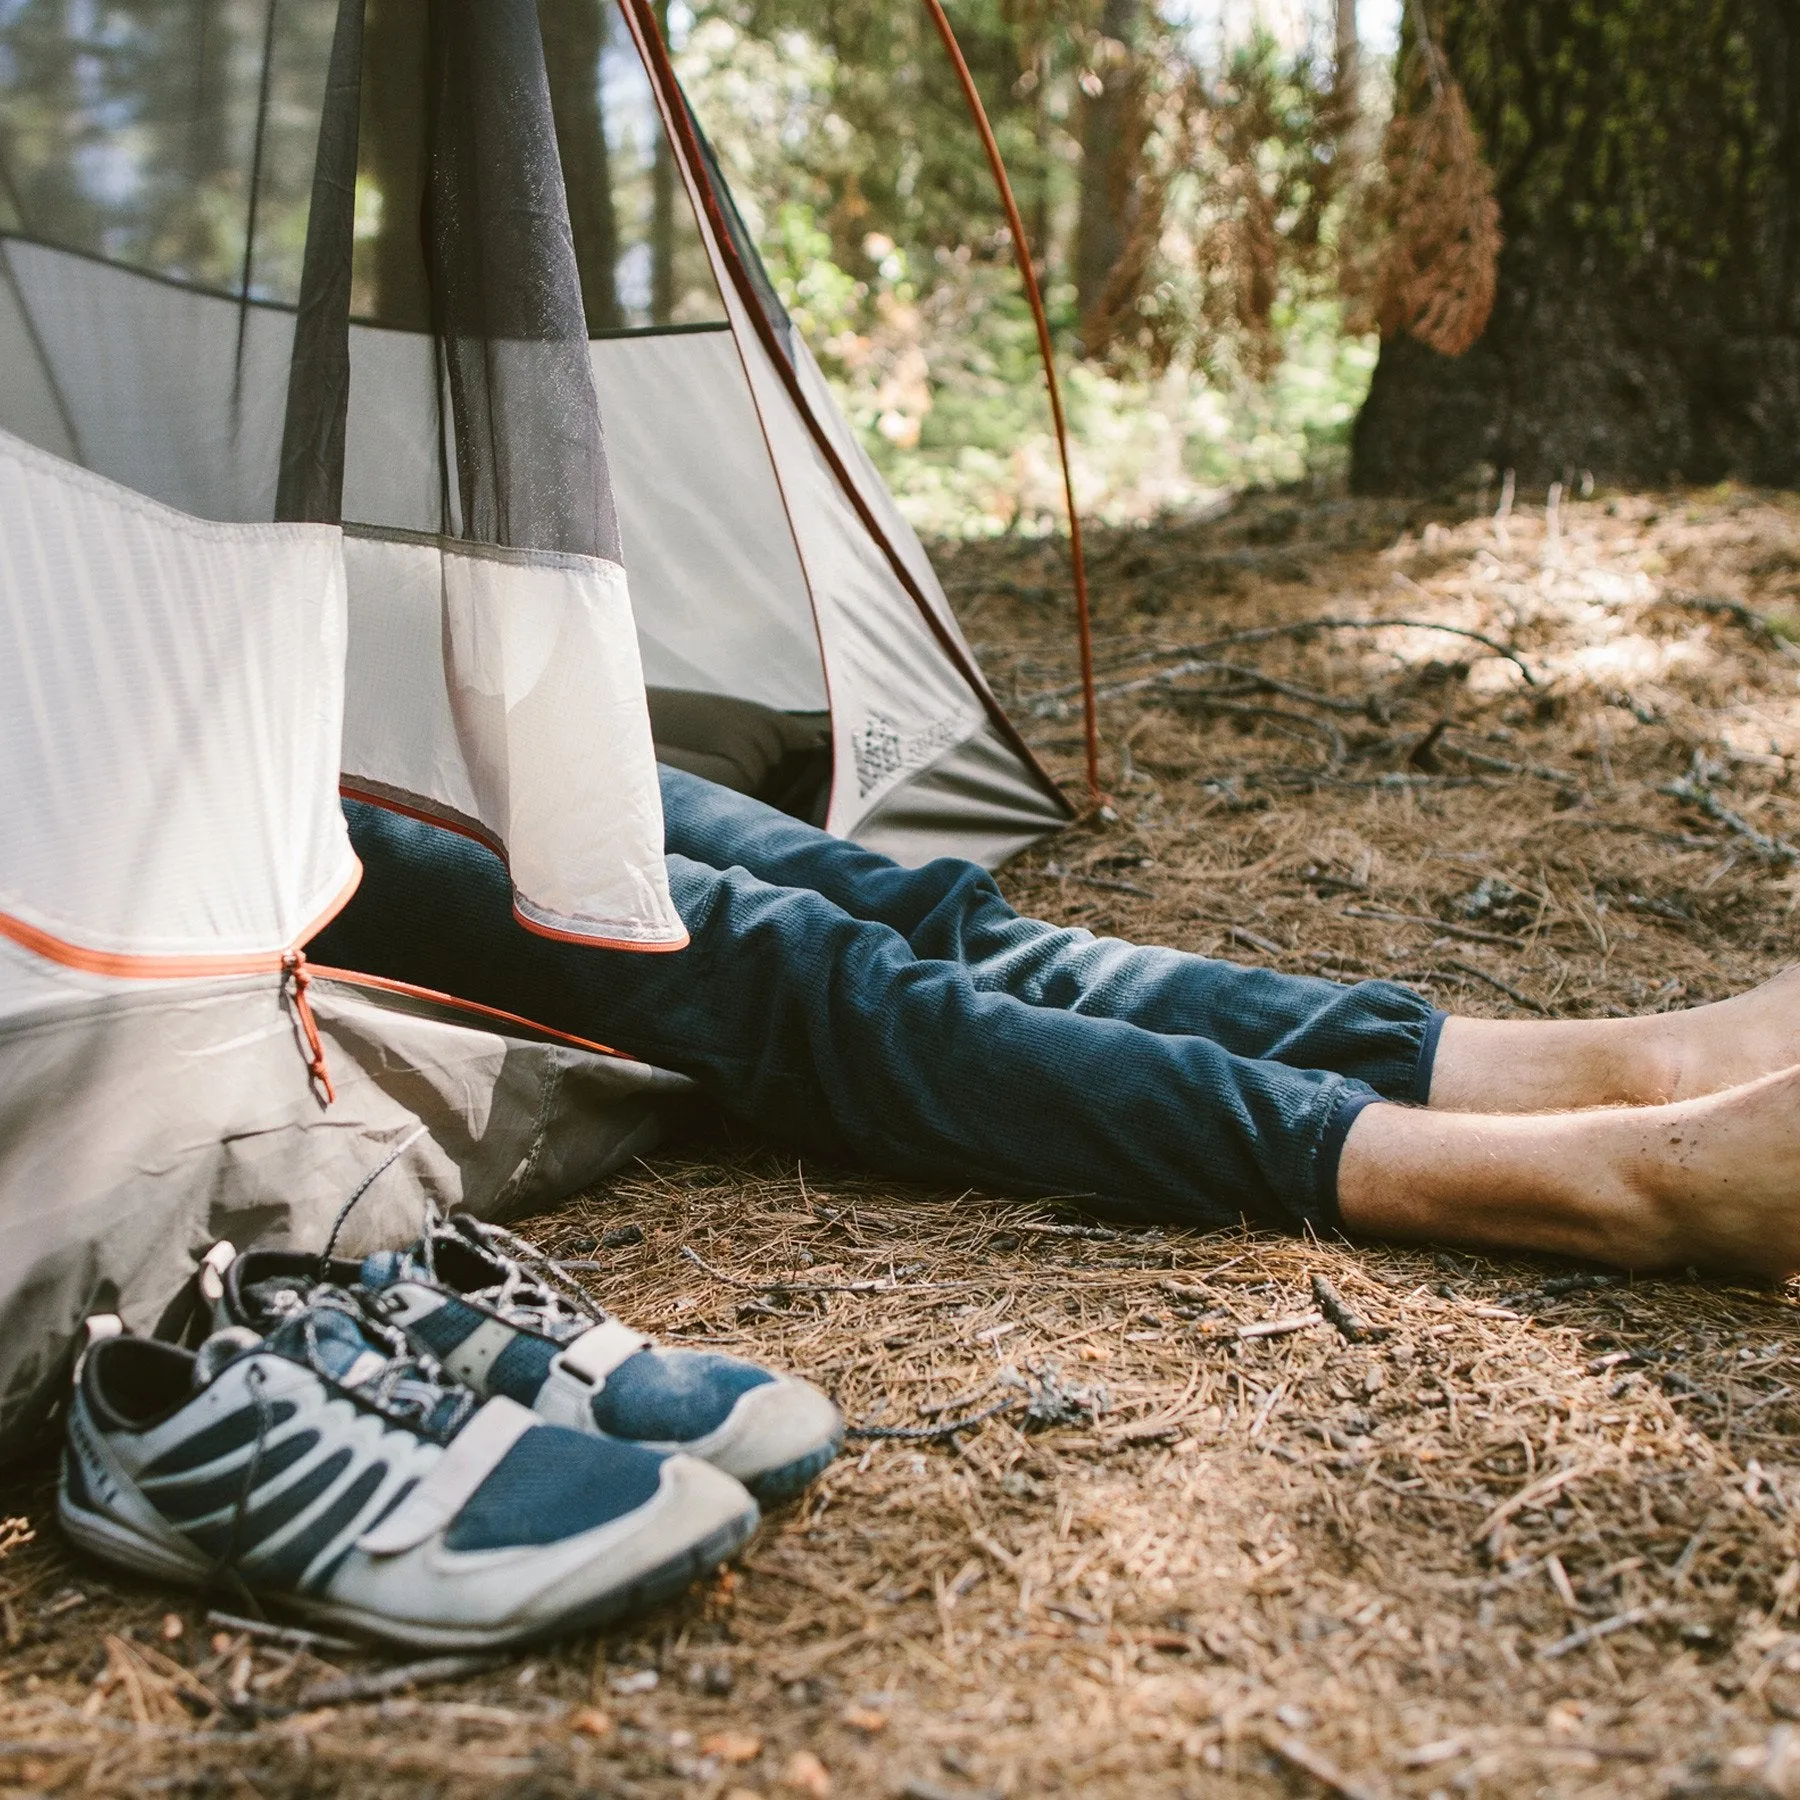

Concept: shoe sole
[[58, 1489, 759, 1653], [743, 1435, 844, 1506]]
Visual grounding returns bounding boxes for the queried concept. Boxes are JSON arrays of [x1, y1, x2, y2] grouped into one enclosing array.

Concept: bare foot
[[1341, 1062, 1800, 1277], [1429, 963, 1800, 1115], [1618, 1062, 1800, 1273], [1653, 963, 1800, 1101]]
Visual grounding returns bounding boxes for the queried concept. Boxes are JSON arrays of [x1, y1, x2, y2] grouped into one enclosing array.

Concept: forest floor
[[8, 480, 1800, 1799]]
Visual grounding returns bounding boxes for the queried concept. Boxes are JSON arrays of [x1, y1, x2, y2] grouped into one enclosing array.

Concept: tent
[[0, 0, 1074, 1450]]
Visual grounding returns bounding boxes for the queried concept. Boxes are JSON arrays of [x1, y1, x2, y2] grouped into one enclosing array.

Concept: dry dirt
[[9, 480, 1800, 1799]]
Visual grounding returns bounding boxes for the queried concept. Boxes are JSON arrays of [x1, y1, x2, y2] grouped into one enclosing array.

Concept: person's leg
[[1339, 1065, 1800, 1276], [1426, 971, 1800, 1110], [661, 766, 1800, 1114], [313, 800, 1378, 1235], [660, 765, 1442, 1103]]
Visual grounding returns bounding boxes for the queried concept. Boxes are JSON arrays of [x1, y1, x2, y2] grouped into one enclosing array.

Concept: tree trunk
[[1074, 0, 1140, 330], [538, 0, 620, 332], [1353, 0, 1800, 494], [359, 0, 429, 328]]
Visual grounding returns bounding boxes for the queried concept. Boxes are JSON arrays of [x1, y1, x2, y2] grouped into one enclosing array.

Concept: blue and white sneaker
[[214, 1218, 842, 1504], [60, 1291, 758, 1650]]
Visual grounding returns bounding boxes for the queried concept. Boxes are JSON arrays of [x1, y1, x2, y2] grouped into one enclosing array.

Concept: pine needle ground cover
[[7, 482, 1800, 1798]]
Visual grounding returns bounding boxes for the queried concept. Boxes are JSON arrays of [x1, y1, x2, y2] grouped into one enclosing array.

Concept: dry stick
[[1229, 924, 1288, 959], [1042, 862, 1155, 898], [1659, 775, 1799, 865], [846, 1396, 1023, 1443], [1538, 1604, 1661, 1661], [288, 1654, 505, 1710], [1339, 905, 1521, 947], [204, 1610, 355, 1656], [1312, 1273, 1385, 1343], [1261, 1727, 1391, 1800], [1656, 591, 1800, 662], [1431, 958, 1550, 1015], [1237, 1311, 1322, 1341], [1031, 616, 1540, 709], [679, 1244, 974, 1296]]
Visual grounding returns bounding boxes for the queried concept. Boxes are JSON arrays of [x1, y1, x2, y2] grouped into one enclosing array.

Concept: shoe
[[213, 1219, 843, 1504], [60, 1291, 758, 1650]]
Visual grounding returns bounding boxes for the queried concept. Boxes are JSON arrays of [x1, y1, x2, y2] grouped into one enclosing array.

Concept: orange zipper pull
[[282, 950, 336, 1105]]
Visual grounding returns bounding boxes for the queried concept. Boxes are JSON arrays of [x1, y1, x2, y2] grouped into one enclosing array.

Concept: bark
[[1353, 0, 1800, 494], [539, 0, 621, 332], [359, 0, 429, 328], [1074, 0, 1140, 328]]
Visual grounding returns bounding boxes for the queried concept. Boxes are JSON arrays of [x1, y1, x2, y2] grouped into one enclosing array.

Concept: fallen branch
[[205, 1610, 355, 1656], [1238, 1311, 1322, 1341], [846, 1396, 1022, 1442], [288, 1654, 505, 1710], [1030, 616, 1539, 713], [1340, 905, 1522, 947], [1659, 775, 1798, 865]]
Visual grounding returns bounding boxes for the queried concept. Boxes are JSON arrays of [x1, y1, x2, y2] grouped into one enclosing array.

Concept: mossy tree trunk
[[1353, 0, 1799, 494]]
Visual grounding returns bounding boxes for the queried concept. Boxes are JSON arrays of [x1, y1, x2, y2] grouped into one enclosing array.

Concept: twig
[[1042, 862, 1155, 898], [846, 1396, 1022, 1442], [1030, 616, 1538, 712], [1311, 1273, 1385, 1342], [1340, 905, 1521, 947], [1538, 1604, 1660, 1661], [289, 1654, 506, 1709], [679, 1244, 973, 1296], [1655, 592, 1800, 662], [1431, 959, 1550, 1015], [1659, 775, 1798, 865], [1260, 1727, 1390, 1800], [1238, 1311, 1322, 1341], [1229, 924, 1288, 958], [204, 1610, 356, 1655]]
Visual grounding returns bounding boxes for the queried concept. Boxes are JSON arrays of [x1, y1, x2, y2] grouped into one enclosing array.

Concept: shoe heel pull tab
[[198, 1240, 237, 1307], [72, 1312, 124, 1386]]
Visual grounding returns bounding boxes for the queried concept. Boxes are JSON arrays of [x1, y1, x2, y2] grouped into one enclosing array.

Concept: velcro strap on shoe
[[553, 1319, 650, 1389], [356, 1396, 538, 1557]]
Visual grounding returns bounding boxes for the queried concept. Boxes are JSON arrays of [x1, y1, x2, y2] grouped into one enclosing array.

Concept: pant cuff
[[1313, 1086, 1386, 1230], [1411, 1007, 1449, 1106]]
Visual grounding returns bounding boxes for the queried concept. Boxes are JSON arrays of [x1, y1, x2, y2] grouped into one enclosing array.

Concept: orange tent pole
[[918, 0, 1102, 807]]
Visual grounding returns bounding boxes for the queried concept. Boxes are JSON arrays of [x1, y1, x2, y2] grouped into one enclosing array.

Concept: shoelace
[[294, 1288, 478, 1439], [424, 1219, 612, 1347]]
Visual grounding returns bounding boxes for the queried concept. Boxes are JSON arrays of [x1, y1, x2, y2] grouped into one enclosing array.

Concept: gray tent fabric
[[0, 972, 691, 1454], [0, 0, 1079, 1460]]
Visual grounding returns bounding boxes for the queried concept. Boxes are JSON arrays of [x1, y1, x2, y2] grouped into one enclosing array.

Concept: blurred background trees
[[2, 0, 1788, 525], [668, 0, 1795, 524]]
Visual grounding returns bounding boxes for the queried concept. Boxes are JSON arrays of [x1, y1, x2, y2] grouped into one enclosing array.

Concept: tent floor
[[6, 485, 1800, 1796]]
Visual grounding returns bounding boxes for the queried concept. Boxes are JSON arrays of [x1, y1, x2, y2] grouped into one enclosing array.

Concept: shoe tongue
[[357, 1249, 415, 1290], [269, 1302, 389, 1387]]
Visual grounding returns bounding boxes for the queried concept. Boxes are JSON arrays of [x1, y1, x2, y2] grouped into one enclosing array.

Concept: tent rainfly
[[0, 0, 1074, 1451]]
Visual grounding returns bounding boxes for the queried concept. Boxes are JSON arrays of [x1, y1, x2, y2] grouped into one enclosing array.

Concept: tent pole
[[918, 0, 1102, 809]]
